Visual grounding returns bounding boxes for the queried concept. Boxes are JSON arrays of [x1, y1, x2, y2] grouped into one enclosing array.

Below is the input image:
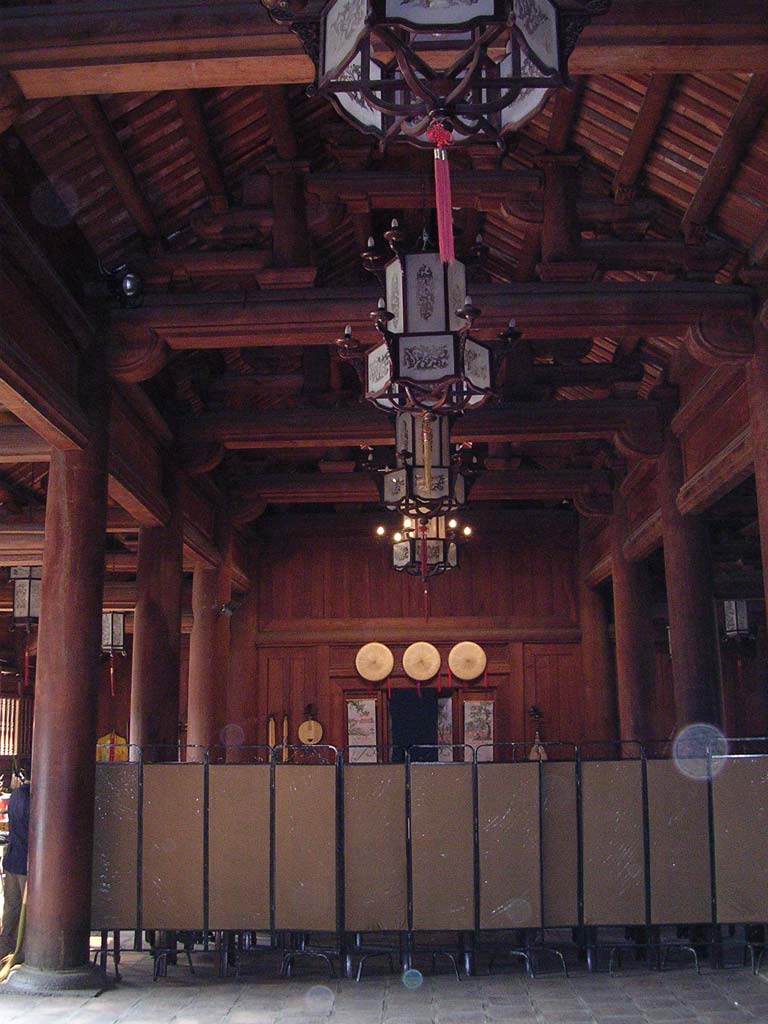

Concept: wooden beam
[[306, 169, 543, 213], [110, 280, 754, 350], [172, 90, 228, 206], [0, 425, 50, 463], [69, 95, 160, 241], [184, 399, 665, 458], [613, 74, 676, 201], [0, 2, 312, 98], [570, 1, 768, 75], [682, 74, 768, 239], [547, 81, 584, 154], [1, 3, 764, 98], [235, 468, 609, 509], [0, 71, 23, 134]]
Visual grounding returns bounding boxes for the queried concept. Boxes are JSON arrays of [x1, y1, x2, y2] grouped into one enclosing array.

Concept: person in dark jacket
[[0, 771, 30, 958]]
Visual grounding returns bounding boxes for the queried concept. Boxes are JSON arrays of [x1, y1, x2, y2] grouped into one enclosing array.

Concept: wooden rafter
[[69, 95, 160, 243], [681, 73, 768, 239], [613, 74, 676, 201], [172, 90, 229, 207]]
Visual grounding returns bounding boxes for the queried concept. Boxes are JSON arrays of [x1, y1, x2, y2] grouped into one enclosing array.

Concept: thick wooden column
[[20, 361, 109, 987], [610, 487, 656, 743], [225, 584, 259, 759], [578, 518, 618, 743], [658, 430, 721, 727], [129, 466, 183, 759], [186, 553, 232, 759], [747, 319, 768, 611]]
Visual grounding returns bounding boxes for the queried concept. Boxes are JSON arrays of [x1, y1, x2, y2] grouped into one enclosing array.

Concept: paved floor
[[3, 949, 768, 1024]]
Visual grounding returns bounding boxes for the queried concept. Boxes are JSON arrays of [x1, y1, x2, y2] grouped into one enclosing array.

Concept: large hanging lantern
[[338, 224, 517, 413], [10, 566, 41, 627], [265, 0, 609, 146]]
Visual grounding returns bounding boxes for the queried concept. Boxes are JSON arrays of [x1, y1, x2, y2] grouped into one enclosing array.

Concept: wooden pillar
[[129, 466, 183, 759], [747, 319, 768, 611], [658, 430, 721, 727], [226, 585, 259, 759], [186, 553, 232, 760], [578, 518, 618, 743], [610, 487, 656, 743], [19, 362, 109, 987]]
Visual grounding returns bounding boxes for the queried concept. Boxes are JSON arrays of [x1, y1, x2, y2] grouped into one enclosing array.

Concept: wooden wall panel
[[681, 376, 749, 482], [523, 644, 583, 747]]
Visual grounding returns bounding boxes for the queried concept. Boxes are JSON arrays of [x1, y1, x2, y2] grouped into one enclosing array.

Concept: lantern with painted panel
[[10, 566, 41, 627], [377, 514, 472, 581], [101, 612, 126, 654]]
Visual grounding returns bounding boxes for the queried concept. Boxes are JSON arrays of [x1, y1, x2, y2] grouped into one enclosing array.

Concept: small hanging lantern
[[338, 224, 518, 414], [102, 612, 126, 654], [376, 514, 471, 579], [722, 599, 751, 643], [10, 566, 41, 627], [102, 611, 126, 698]]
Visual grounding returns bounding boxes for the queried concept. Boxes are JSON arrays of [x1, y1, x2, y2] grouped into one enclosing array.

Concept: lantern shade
[[10, 566, 42, 624], [377, 412, 470, 517], [723, 599, 750, 640]]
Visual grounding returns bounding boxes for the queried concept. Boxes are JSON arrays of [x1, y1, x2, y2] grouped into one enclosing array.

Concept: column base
[[1, 962, 110, 994]]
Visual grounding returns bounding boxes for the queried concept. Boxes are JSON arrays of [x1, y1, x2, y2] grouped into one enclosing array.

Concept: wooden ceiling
[[0, 1, 767, 583]]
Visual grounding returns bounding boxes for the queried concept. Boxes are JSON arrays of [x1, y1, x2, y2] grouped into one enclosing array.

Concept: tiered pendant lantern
[[339, 224, 516, 414]]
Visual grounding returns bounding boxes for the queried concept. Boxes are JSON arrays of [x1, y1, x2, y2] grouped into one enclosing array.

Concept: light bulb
[[394, 532, 403, 542], [448, 519, 457, 529], [404, 518, 413, 529], [376, 526, 385, 536], [463, 526, 472, 536]]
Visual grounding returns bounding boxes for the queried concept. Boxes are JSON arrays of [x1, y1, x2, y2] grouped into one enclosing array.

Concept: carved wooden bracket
[[178, 441, 225, 476], [614, 409, 665, 461], [574, 490, 613, 518], [108, 329, 169, 383], [685, 310, 754, 366]]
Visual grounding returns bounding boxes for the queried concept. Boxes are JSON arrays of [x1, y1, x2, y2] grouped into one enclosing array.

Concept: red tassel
[[109, 653, 115, 698], [387, 678, 392, 701], [437, 671, 442, 696], [23, 643, 29, 690], [427, 120, 455, 265]]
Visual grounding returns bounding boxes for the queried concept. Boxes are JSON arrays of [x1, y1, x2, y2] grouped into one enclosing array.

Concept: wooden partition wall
[[91, 752, 768, 936]]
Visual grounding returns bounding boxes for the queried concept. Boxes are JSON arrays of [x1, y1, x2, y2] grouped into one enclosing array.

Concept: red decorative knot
[[426, 120, 453, 149]]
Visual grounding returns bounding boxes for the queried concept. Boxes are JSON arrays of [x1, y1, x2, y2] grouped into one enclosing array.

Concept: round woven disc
[[402, 641, 441, 682], [448, 641, 487, 681], [355, 642, 394, 682]]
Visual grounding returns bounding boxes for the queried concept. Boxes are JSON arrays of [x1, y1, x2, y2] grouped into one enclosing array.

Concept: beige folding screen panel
[[541, 762, 579, 927], [712, 755, 768, 922], [410, 764, 474, 930], [581, 761, 646, 926], [274, 764, 337, 931], [208, 764, 271, 930], [344, 765, 407, 932], [646, 760, 711, 924], [142, 764, 205, 930], [91, 762, 140, 930], [477, 762, 542, 929]]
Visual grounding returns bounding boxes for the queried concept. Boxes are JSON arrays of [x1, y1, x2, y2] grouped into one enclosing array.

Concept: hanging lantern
[[338, 224, 518, 413], [722, 599, 751, 643], [101, 612, 126, 654], [265, 0, 609, 146], [10, 566, 41, 627], [377, 514, 472, 579]]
